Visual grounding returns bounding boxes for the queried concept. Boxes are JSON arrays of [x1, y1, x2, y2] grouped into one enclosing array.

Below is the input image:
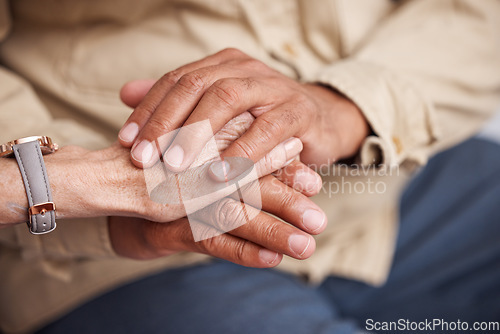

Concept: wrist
[[303, 83, 370, 160], [0, 143, 153, 225], [44, 147, 102, 219], [0, 157, 30, 224], [44, 145, 141, 220]]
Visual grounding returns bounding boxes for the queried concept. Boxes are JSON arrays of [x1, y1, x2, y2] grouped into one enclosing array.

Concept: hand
[[112, 70, 327, 224], [0, 136, 325, 266], [49, 119, 316, 224], [0, 128, 318, 226], [108, 71, 327, 266], [109, 162, 326, 267], [118, 48, 370, 173]]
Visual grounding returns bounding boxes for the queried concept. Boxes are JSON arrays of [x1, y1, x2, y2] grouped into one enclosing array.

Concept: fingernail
[[283, 137, 303, 156], [118, 122, 139, 143], [210, 160, 230, 181], [259, 249, 279, 264], [294, 170, 322, 194], [288, 234, 311, 257], [132, 140, 154, 164], [302, 209, 326, 233], [164, 145, 184, 168]]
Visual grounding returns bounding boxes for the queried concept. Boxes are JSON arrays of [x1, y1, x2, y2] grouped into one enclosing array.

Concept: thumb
[[120, 79, 157, 108]]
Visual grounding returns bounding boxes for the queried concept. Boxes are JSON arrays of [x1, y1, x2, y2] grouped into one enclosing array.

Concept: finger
[[142, 137, 304, 218], [226, 174, 326, 234], [141, 218, 283, 267], [208, 137, 303, 182], [193, 197, 316, 260], [162, 77, 281, 172], [118, 79, 157, 146], [273, 160, 323, 197], [119, 79, 157, 108], [119, 48, 249, 150], [130, 66, 254, 168], [258, 175, 326, 234], [220, 104, 312, 168]]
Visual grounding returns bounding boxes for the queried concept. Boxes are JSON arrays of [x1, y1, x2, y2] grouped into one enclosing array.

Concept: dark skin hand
[[118, 48, 370, 174], [111, 48, 369, 268]]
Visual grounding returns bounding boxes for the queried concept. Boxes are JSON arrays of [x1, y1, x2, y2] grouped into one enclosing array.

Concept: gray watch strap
[[13, 141, 56, 234]]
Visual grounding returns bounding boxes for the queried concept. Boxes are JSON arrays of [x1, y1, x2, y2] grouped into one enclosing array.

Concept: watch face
[[0, 136, 58, 158]]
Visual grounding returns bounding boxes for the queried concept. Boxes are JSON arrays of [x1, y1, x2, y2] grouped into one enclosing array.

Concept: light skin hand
[[0, 135, 325, 266], [0, 105, 325, 270], [118, 48, 370, 175], [0, 126, 320, 224]]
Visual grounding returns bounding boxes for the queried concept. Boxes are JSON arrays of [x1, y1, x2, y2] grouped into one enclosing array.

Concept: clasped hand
[[110, 48, 369, 267]]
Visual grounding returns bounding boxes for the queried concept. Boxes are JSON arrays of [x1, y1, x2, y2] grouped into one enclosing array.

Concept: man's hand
[[109, 165, 325, 268], [118, 48, 370, 172]]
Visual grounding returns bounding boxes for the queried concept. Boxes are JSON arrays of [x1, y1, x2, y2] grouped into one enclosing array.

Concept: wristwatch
[[0, 136, 58, 234]]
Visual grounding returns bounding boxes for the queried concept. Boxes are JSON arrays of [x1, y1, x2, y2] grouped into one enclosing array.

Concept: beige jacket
[[1, 0, 500, 333]]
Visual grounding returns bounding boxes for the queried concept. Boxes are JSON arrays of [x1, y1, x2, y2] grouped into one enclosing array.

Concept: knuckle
[[197, 235, 248, 265], [209, 79, 241, 107], [240, 58, 267, 72], [292, 92, 315, 117], [256, 116, 285, 139], [161, 70, 182, 87], [134, 99, 158, 119], [231, 139, 257, 160], [197, 234, 229, 256], [281, 109, 301, 128], [177, 71, 207, 93], [196, 234, 215, 254], [261, 221, 283, 245], [277, 190, 298, 216], [240, 77, 257, 90], [219, 47, 246, 58], [214, 198, 247, 231], [231, 240, 248, 263], [145, 116, 174, 138]]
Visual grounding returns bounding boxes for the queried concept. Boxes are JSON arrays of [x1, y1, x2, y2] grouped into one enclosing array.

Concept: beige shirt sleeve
[[0, 16, 116, 260], [314, 0, 500, 168]]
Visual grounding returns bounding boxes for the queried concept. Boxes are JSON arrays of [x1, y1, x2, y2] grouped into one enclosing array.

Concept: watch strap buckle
[[29, 202, 56, 216], [28, 202, 57, 235]]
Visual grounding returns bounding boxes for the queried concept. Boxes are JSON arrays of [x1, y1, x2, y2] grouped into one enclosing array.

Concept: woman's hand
[[118, 48, 370, 172], [46, 121, 320, 225], [0, 114, 324, 227], [1, 137, 325, 267]]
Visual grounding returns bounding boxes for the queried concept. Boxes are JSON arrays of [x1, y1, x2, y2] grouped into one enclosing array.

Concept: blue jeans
[[37, 138, 500, 334]]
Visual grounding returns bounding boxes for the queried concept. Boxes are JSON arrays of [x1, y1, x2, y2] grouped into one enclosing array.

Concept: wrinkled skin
[[107, 111, 325, 267]]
